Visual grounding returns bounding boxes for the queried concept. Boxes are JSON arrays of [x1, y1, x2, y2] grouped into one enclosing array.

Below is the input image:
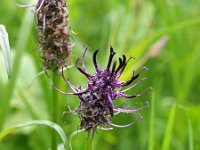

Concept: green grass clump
[[0, 0, 200, 149]]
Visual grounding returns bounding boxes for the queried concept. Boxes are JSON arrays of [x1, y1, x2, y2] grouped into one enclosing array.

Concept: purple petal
[[118, 87, 152, 98], [122, 67, 148, 86], [113, 102, 149, 113], [93, 49, 99, 70], [107, 46, 116, 69], [121, 78, 146, 93], [108, 115, 143, 128]]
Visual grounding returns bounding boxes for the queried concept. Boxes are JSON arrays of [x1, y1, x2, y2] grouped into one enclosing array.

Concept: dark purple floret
[[52, 46, 151, 136]]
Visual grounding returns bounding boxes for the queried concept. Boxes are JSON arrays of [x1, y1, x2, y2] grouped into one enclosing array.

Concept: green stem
[[52, 72, 60, 150], [87, 129, 93, 150]]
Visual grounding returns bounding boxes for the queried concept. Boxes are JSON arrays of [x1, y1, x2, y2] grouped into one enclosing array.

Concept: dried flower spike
[[52, 46, 151, 136], [35, 0, 71, 70]]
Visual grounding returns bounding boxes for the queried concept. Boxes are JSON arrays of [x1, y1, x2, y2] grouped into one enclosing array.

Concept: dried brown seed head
[[35, 0, 71, 71]]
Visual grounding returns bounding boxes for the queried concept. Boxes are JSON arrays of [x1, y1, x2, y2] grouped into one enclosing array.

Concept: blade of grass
[[148, 92, 155, 150], [0, 120, 67, 147], [188, 119, 194, 150], [161, 104, 176, 150], [0, 24, 12, 79], [0, 8, 34, 130]]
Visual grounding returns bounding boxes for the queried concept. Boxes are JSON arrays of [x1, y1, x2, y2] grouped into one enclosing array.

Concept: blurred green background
[[0, 0, 200, 149]]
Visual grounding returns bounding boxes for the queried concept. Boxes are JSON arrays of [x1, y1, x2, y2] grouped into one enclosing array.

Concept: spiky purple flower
[[52, 46, 151, 136]]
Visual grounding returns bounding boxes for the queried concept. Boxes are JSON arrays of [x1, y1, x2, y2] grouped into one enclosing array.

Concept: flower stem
[[87, 129, 94, 150], [52, 72, 60, 150]]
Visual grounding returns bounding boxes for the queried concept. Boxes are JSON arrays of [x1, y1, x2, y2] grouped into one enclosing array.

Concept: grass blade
[[0, 24, 12, 79], [161, 104, 176, 150], [148, 92, 155, 150], [0, 120, 67, 147], [188, 119, 194, 150]]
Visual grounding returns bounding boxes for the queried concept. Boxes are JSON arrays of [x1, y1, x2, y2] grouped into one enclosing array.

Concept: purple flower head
[[52, 46, 151, 136]]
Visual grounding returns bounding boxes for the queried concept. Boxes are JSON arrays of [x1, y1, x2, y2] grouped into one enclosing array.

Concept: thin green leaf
[[188, 119, 194, 150], [148, 92, 155, 150], [0, 120, 67, 147], [161, 104, 176, 150], [0, 24, 12, 79]]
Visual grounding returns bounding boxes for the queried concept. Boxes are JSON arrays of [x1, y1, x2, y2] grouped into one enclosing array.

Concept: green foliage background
[[0, 0, 200, 149]]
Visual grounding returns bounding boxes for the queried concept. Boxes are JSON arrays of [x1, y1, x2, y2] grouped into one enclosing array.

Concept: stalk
[[52, 72, 60, 150], [87, 129, 94, 150]]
